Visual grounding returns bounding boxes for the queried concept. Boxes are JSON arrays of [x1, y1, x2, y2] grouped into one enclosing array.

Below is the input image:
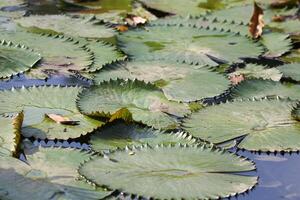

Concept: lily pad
[[0, 30, 93, 79], [0, 86, 103, 140], [0, 112, 23, 157], [229, 64, 282, 81], [292, 105, 300, 121], [0, 40, 41, 79], [15, 15, 115, 39], [90, 121, 198, 152], [183, 99, 300, 152], [118, 25, 263, 66], [231, 79, 300, 100], [277, 63, 300, 82], [0, 147, 111, 200], [76, 79, 190, 130], [93, 60, 230, 102], [79, 144, 257, 199]]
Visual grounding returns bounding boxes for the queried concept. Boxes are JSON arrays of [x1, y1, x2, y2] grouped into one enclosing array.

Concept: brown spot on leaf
[[249, 2, 265, 39]]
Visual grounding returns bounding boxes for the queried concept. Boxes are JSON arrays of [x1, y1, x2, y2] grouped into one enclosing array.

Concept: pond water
[[1, 0, 300, 199]]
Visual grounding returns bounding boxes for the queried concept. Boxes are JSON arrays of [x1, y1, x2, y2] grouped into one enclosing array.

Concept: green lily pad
[[15, 15, 115, 39], [0, 40, 41, 79], [77, 79, 190, 130], [229, 64, 282, 81], [118, 25, 263, 66], [0, 112, 23, 157], [90, 121, 198, 152], [292, 105, 300, 121], [0, 86, 103, 140], [79, 144, 257, 199], [231, 79, 300, 100], [93, 60, 230, 102], [0, 147, 111, 200], [277, 63, 300, 82], [183, 99, 300, 152]]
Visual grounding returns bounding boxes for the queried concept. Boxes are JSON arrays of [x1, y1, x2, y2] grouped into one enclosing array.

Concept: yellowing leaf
[[249, 2, 265, 39], [46, 114, 79, 125]]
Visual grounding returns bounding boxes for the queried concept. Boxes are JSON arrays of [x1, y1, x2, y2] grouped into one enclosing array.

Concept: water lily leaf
[[229, 64, 282, 81], [0, 148, 111, 200], [83, 40, 125, 73], [0, 40, 41, 79], [93, 60, 230, 102], [292, 104, 300, 121], [249, 2, 265, 39], [90, 121, 198, 152], [118, 25, 263, 66], [183, 99, 300, 152], [79, 144, 257, 199], [231, 79, 300, 100], [15, 15, 115, 39], [277, 63, 300, 81], [268, 19, 300, 35], [77, 79, 190, 130], [0, 0, 24, 8], [0, 86, 103, 140], [0, 30, 93, 79], [62, 0, 132, 11], [0, 112, 23, 157], [261, 32, 292, 58]]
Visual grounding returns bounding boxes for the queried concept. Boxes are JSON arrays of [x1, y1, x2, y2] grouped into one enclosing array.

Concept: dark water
[[1, 1, 300, 199]]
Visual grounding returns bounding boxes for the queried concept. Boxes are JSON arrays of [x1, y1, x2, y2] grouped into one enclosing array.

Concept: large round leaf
[[183, 99, 300, 152], [0, 86, 103, 140], [0, 30, 93, 78], [93, 60, 230, 102], [277, 63, 300, 82], [15, 15, 115, 39], [0, 148, 111, 200], [77, 79, 190, 130], [231, 79, 300, 100], [118, 25, 263, 66], [79, 145, 257, 199], [0, 40, 41, 79], [91, 122, 198, 152], [0, 112, 23, 157]]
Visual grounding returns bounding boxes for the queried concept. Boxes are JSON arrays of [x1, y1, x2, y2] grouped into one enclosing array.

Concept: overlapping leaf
[[77, 79, 190, 130], [0, 40, 41, 79], [0, 112, 23, 157], [183, 99, 300, 152], [0, 147, 111, 200], [15, 15, 115, 39], [0, 86, 103, 140], [118, 25, 263, 66], [79, 144, 257, 199], [93, 60, 230, 102], [231, 79, 300, 100], [90, 122, 198, 152], [277, 63, 300, 81]]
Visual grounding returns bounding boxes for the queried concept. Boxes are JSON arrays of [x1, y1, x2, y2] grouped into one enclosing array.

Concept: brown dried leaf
[[249, 2, 265, 39], [116, 25, 129, 32], [46, 114, 79, 125]]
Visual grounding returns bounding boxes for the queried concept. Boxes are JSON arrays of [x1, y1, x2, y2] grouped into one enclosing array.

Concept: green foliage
[[79, 144, 257, 199], [77, 79, 190, 130], [184, 99, 300, 152], [277, 63, 300, 82], [93, 60, 230, 102], [0, 86, 103, 140]]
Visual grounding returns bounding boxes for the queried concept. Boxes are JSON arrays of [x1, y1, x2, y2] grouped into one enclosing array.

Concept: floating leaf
[[15, 15, 115, 39], [79, 144, 257, 199], [0, 30, 93, 78], [0, 40, 41, 79], [93, 60, 230, 102], [277, 63, 300, 81], [292, 104, 300, 121], [231, 79, 300, 100], [0, 112, 23, 157], [90, 122, 198, 152], [183, 99, 300, 151], [0, 148, 111, 200], [261, 32, 292, 58], [0, 86, 103, 140], [77, 79, 190, 130], [229, 64, 282, 81], [0, 0, 24, 8], [118, 25, 263, 66], [249, 2, 265, 39]]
